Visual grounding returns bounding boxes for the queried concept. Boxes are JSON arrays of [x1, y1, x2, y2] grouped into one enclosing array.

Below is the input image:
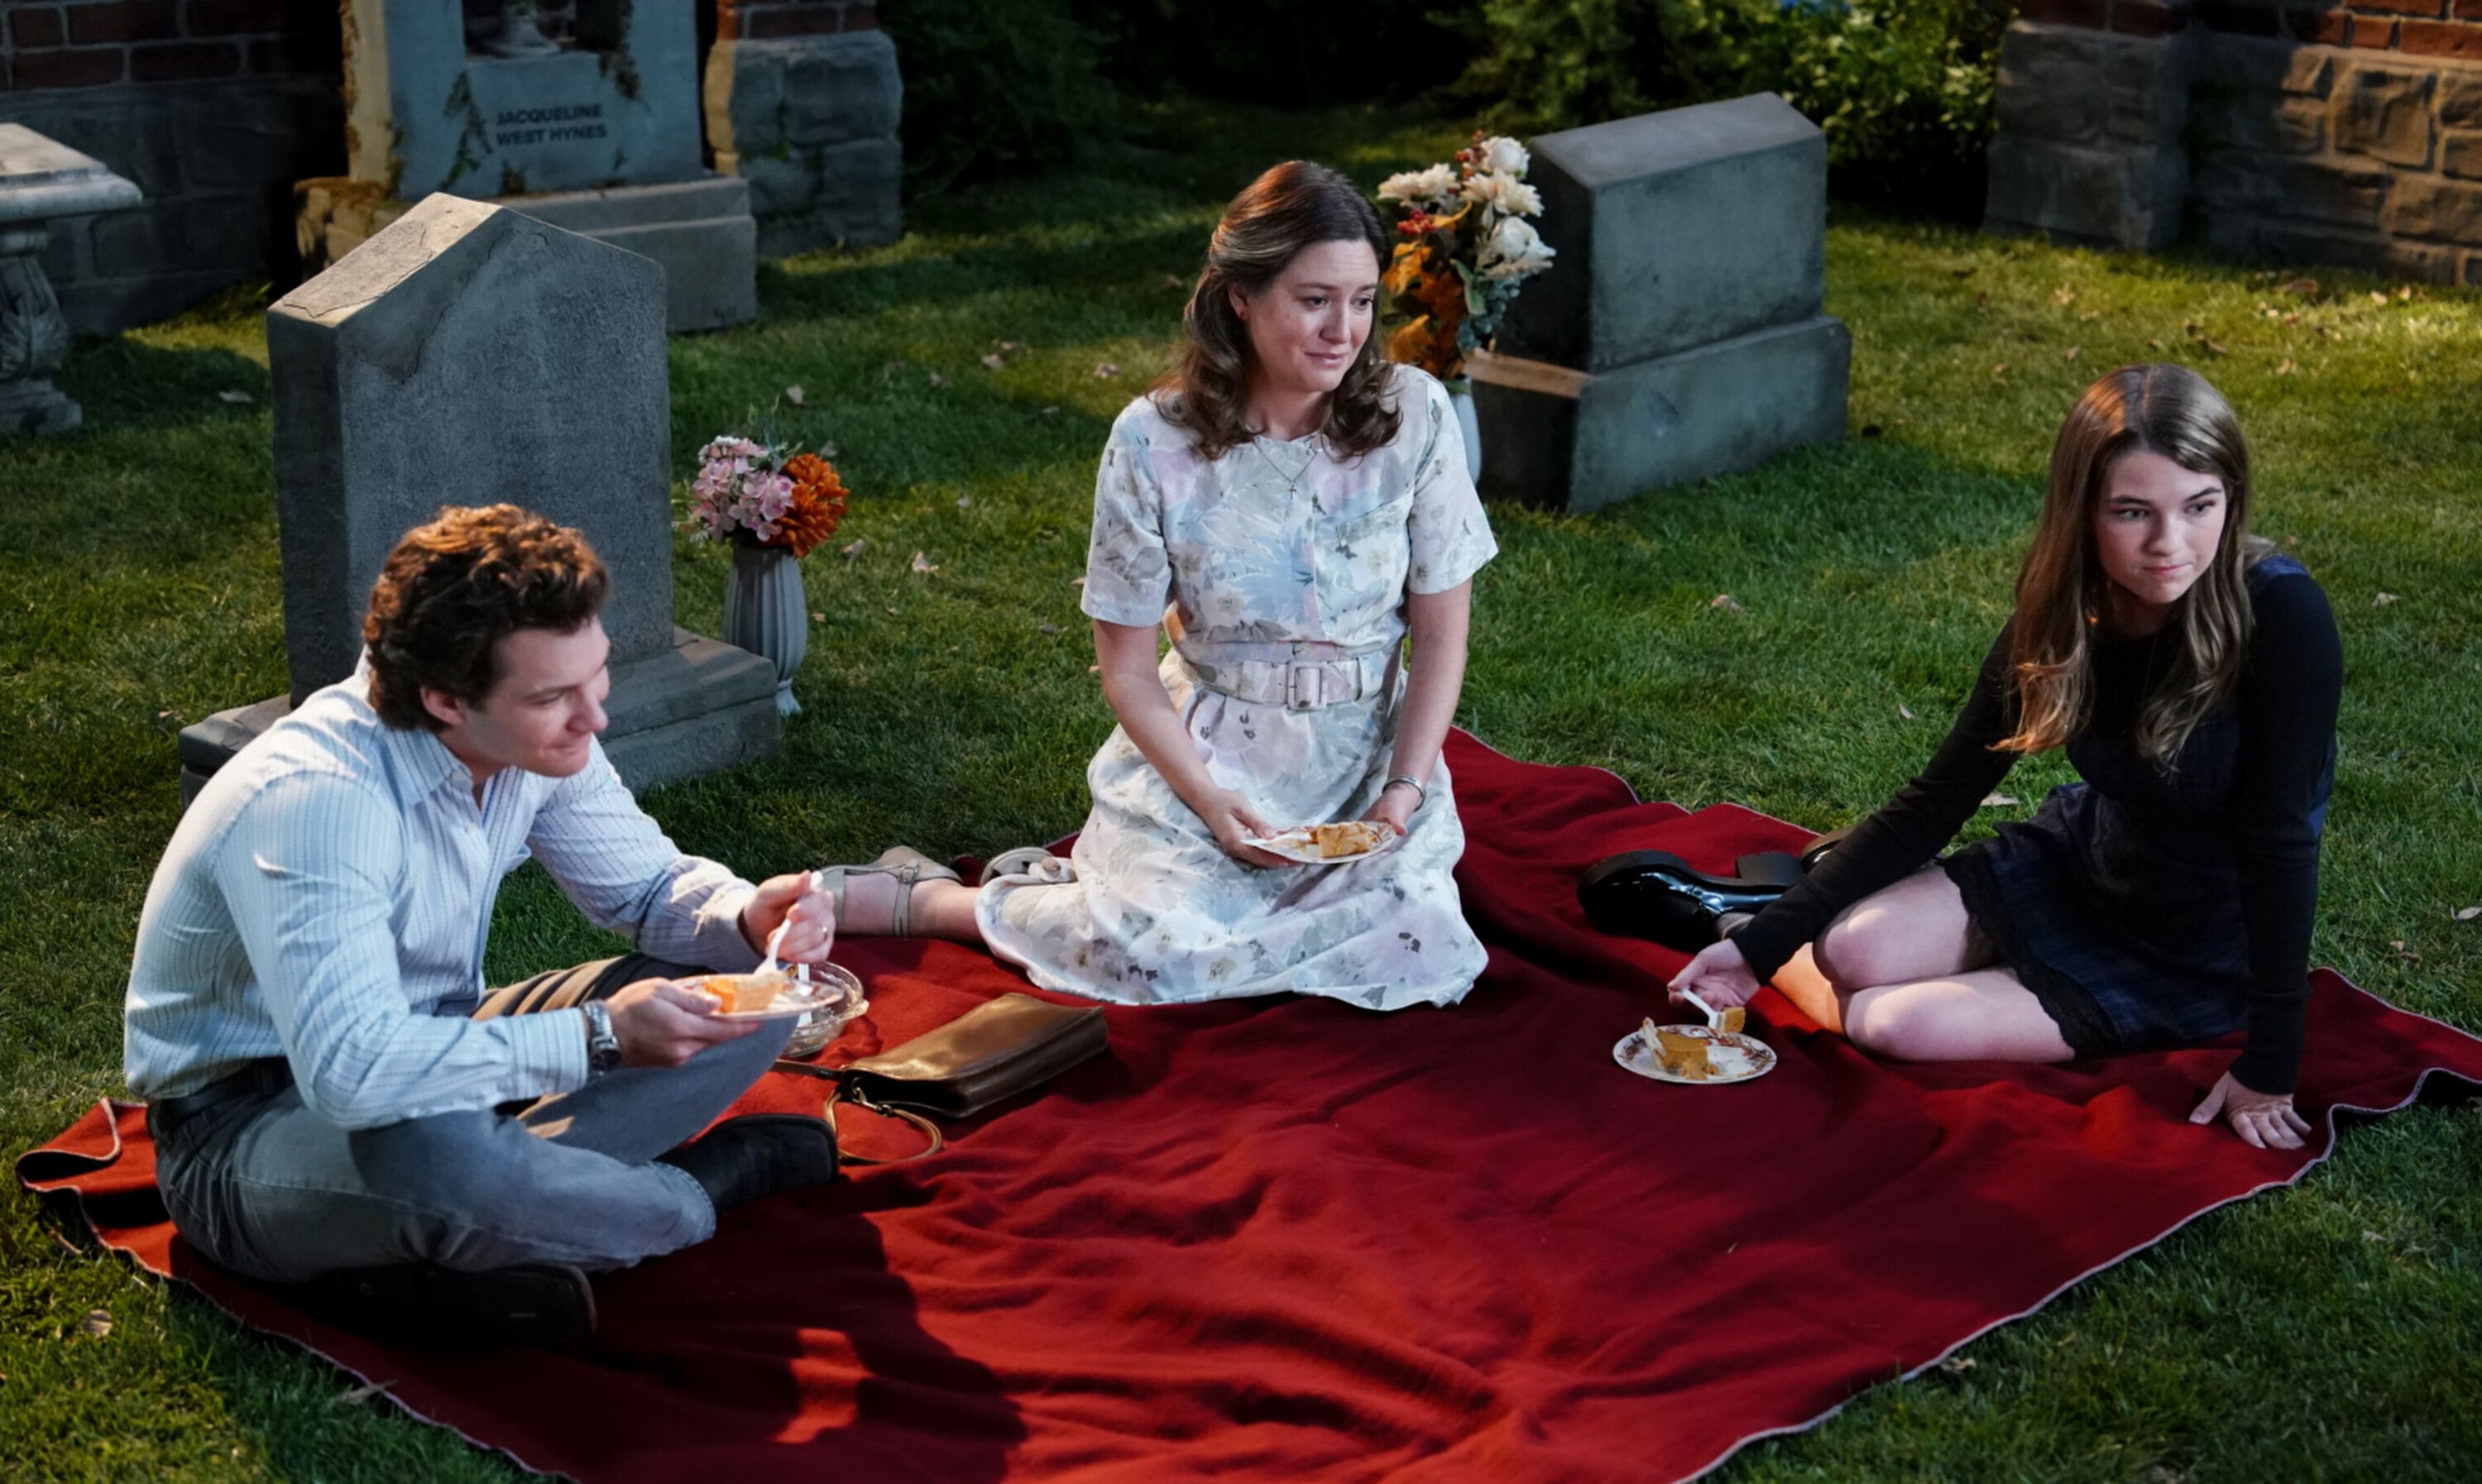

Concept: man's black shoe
[[277, 1261, 596, 1348], [658, 1113, 839, 1214], [1577, 850, 1793, 952]]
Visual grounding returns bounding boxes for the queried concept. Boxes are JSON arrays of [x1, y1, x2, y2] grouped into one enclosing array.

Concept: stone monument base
[[0, 377, 79, 436], [1469, 316, 1852, 514], [296, 175, 759, 333], [177, 628, 783, 807]]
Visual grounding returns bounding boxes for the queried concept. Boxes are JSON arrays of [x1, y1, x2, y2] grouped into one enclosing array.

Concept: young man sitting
[[126, 505, 836, 1346]]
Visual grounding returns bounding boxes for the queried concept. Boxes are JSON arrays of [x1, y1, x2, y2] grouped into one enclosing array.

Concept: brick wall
[[1990, 1, 2482, 283], [0, 0, 344, 332], [2, 0, 341, 92]]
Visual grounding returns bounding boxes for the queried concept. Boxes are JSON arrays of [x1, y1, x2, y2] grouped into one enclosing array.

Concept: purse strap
[[771, 1060, 945, 1166]]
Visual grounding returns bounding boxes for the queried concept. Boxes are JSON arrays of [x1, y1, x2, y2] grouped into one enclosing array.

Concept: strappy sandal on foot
[[816, 847, 963, 937], [980, 845, 1075, 886]]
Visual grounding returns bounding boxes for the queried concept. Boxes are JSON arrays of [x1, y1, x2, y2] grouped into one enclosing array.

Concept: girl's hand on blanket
[[1201, 789, 1293, 869], [1667, 938, 1761, 1009], [608, 979, 767, 1067], [2188, 1070, 2312, 1150]]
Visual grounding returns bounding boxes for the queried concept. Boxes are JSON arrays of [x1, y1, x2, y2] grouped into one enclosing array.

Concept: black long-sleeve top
[[1732, 562, 2342, 1094]]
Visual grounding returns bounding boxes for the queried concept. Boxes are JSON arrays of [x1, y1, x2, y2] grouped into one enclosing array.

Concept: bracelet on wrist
[[1383, 773, 1428, 807]]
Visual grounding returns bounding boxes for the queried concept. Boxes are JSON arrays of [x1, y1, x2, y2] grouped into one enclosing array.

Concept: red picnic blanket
[[22, 731, 2482, 1483]]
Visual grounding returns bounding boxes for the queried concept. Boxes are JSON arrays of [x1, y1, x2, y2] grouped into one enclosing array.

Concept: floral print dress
[[976, 367, 1499, 1009]]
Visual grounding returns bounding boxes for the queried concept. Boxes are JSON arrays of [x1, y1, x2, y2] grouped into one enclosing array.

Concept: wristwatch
[[581, 1000, 624, 1075]]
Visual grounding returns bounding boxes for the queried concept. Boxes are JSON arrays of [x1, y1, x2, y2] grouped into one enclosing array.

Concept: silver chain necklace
[[1249, 433, 1319, 497]]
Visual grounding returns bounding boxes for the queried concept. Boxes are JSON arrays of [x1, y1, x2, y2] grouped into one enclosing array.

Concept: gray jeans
[[152, 955, 793, 1282]]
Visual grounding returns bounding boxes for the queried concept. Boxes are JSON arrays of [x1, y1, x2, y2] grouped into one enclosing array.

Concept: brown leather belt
[[146, 1059, 292, 1142]]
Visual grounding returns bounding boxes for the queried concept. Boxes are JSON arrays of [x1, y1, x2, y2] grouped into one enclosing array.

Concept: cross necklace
[[1250, 433, 1319, 499]]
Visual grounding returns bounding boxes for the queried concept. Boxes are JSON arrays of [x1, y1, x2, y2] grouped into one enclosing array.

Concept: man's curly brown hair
[[362, 505, 609, 731]]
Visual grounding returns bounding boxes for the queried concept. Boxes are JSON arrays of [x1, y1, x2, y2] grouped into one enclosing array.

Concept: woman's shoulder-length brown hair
[[1152, 160, 1402, 464], [2001, 361, 2273, 764]]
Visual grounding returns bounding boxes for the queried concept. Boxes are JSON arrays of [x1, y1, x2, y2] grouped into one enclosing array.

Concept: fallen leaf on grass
[[2147, 337, 2165, 351], [78, 1309, 112, 1338], [2390, 940, 2422, 965], [217, 390, 252, 405], [2062, 346, 2082, 362], [980, 353, 1007, 371], [1981, 793, 2020, 807], [1070, 576, 1086, 586], [955, 495, 974, 509], [1162, 273, 1184, 290], [783, 385, 806, 406], [1991, 363, 2010, 378], [2281, 277, 2318, 295], [927, 372, 950, 389], [809, 611, 825, 623], [1088, 663, 1101, 673], [1938, 1355, 1976, 1375], [885, 606, 898, 616], [2275, 359, 2296, 375], [2363, 1229, 2387, 1242], [2369, 290, 2389, 305], [2051, 286, 2077, 306], [909, 551, 938, 575], [1094, 361, 1123, 379], [2374, 592, 2399, 606], [1037, 622, 1065, 635], [1708, 593, 1745, 614], [2197, 337, 2230, 357], [839, 539, 866, 562], [2453, 905, 2480, 922], [335, 1379, 395, 1405], [1040, 405, 1061, 417], [1897, 703, 1916, 720]]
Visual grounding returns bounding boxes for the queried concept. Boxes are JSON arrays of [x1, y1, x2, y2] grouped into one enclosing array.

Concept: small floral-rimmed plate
[[1243, 826, 1402, 865], [1614, 1024, 1777, 1086], [694, 969, 860, 1022]]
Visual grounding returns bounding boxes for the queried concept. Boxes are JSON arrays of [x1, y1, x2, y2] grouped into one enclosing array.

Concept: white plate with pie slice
[[1614, 1023, 1777, 1085], [692, 969, 862, 1022], [1244, 823, 1403, 865]]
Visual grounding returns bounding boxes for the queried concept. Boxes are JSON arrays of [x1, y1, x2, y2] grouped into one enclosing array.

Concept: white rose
[[1478, 136, 1530, 177], [1478, 215, 1555, 280], [1377, 163, 1459, 206], [1462, 170, 1545, 218]]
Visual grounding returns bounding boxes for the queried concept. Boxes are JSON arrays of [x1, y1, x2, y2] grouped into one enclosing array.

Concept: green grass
[[5, 98, 2480, 1481]]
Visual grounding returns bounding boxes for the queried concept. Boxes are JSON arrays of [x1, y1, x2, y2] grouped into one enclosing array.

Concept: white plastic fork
[[1679, 987, 1728, 1033]]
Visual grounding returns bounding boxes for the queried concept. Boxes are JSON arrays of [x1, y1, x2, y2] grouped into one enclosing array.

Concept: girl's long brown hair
[[2001, 363, 2270, 764], [1155, 160, 1401, 462]]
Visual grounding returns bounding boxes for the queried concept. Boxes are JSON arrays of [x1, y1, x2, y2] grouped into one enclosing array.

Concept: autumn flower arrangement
[[1375, 134, 1558, 382], [685, 434, 848, 558]]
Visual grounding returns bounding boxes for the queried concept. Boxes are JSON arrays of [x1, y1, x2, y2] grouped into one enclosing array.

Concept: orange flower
[[775, 452, 849, 558]]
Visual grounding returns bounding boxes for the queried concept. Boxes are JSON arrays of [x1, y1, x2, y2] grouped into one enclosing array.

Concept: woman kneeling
[[1670, 363, 2341, 1148]]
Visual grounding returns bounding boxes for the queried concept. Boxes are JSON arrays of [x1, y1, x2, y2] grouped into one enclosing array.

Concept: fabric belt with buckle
[[1176, 639, 1397, 711], [146, 1058, 293, 1142]]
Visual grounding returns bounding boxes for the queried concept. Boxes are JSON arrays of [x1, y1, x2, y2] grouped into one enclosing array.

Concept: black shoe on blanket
[[658, 1113, 840, 1214], [1577, 850, 1793, 953], [278, 1261, 597, 1348]]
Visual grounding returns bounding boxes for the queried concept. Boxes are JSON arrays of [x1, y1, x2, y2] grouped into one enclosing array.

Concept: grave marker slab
[[1473, 94, 1850, 511], [0, 125, 141, 435], [177, 194, 779, 801]]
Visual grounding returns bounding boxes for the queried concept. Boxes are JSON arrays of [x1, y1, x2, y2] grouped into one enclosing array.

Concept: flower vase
[[1449, 377, 1482, 483], [722, 543, 808, 716]]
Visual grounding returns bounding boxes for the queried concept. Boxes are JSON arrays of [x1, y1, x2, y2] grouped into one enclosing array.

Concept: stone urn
[[722, 544, 809, 716]]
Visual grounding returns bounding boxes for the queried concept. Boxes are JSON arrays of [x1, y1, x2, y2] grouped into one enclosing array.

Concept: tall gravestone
[[175, 194, 780, 802], [295, 0, 757, 333], [1470, 94, 1851, 513]]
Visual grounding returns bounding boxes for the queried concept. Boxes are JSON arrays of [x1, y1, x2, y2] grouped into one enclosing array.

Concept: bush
[[1460, 0, 2010, 217], [1074, 0, 1471, 106], [879, 0, 1123, 194]]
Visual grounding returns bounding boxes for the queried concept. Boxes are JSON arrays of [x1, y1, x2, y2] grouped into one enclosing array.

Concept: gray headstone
[[1472, 316, 1850, 513], [175, 191, 778, 802], [349, 1, 702, 201], [299, 0, 756, 333], [1493, 94, 1827, 374], [267, 194, 676, 692]]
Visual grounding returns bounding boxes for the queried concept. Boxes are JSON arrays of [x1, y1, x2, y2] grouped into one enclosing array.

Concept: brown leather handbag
[[775, 993, 1107, 1163]]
